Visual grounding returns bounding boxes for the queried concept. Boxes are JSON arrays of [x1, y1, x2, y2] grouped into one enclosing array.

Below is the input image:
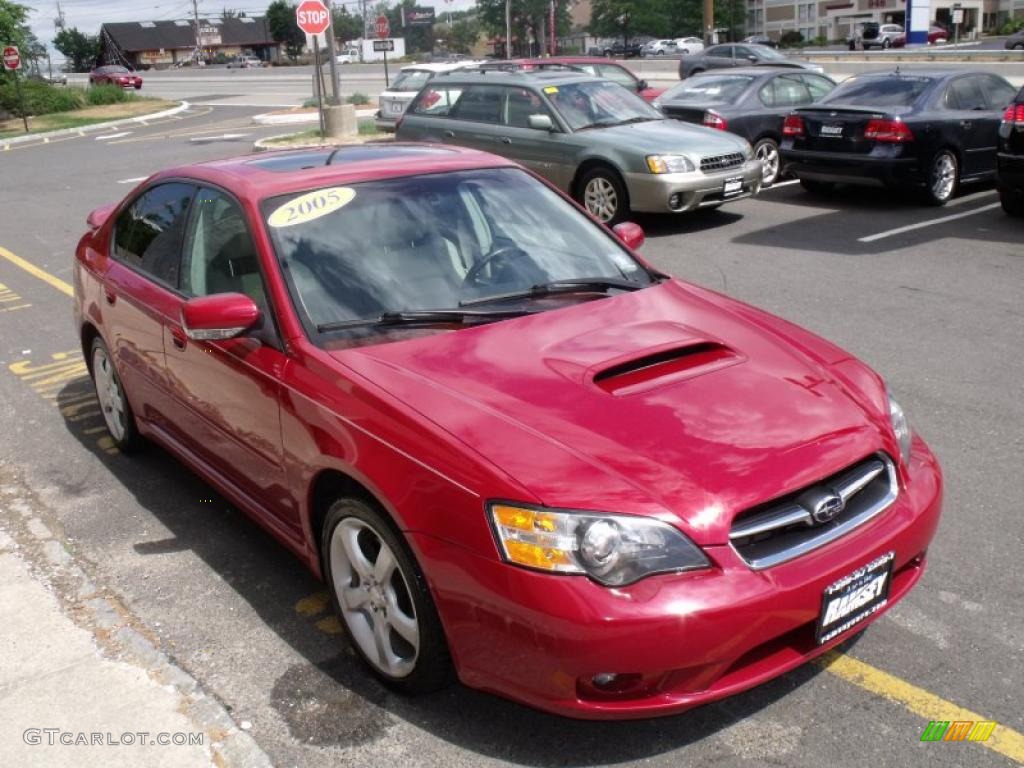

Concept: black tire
[[882, 38, 891, 49], [576, 166, 630, 225], [89, 336, 143, 452], [849, 41, 856, 51], [752, 137, 781, 186], [999, 184, 1024, 216], [321, 496, 453, 694], [922, 149, 958, 206], [800, 178, 837, 194]]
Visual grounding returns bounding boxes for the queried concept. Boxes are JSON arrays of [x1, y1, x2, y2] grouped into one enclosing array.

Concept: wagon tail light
[[864, 118, 914, 143], [703, 109, 727, 130], [782, 114, 805, 137], [1003, 103, 1024, 128]]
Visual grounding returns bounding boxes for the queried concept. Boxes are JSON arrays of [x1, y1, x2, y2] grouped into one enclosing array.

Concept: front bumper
[[784, 148, 920, 189], [624, 160, 763, 213], [413, 437, 942, 719]]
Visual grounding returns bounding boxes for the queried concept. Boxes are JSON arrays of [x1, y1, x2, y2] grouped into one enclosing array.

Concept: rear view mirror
[[528, 114, 554, 131], [612, 221, 645, 250], [181, 293, 260, 341]]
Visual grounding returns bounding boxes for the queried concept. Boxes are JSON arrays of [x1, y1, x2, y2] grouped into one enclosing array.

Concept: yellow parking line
[[817, 650, 1024, 764], [0, 245, 73, 297]]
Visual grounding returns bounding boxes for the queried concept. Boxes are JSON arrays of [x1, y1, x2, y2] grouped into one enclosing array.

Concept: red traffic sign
[[2, 46, 20, 71], [375, 15, 390, 40], [296, 0, 330, 36]]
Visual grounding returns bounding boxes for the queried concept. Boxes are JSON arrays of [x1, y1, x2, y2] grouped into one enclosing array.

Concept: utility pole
[[703, 0, 713, 45], [192, 0, 202, 63], [325, 0, 340, 104], [505, 0, 512, 57]]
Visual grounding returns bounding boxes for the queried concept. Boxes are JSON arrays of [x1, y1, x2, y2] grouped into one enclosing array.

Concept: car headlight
[[646, 154, 696, 174], [488, 503, 710, 586], [887, 393, 912, 466]]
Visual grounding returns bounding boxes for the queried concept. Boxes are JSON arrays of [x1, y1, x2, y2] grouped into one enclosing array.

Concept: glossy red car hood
[[333, 281, 891, 544]]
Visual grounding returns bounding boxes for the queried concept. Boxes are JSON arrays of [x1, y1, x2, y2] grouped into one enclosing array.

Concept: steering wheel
[[462, 245, 530, 287]]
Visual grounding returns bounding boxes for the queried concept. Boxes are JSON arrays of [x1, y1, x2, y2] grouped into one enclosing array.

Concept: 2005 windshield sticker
[[268, 187, 356, 228]]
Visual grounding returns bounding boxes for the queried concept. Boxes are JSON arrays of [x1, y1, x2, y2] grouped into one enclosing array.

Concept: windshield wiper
[[316, 308, 533, 333], [615, 116, 660, 125], [459, 278, 644, 307]]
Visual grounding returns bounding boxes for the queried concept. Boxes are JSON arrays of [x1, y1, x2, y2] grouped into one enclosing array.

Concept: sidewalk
[[0, 479, 272, 767]]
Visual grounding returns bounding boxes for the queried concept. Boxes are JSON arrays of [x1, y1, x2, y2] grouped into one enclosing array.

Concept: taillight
[[1002, 103, 1024, 126], [782, 115, 804, 137], [864, 118, 914, 143], [703, 110, 727, 130]]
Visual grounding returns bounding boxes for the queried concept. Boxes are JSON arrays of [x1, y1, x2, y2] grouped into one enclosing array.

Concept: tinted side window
[[597, 64, 639, 90], [799, 74, 834, 101], [504, 86, 552, 128], [734, 46, 754, 58], [945, 77, 986, 110], [761, 75, 812, 107], [113, 182, 194, 286], [707, 46, 731, 57], [410, 84, 464, 116], [980, 75, 1016, 110], [451, 84, 504, 123]]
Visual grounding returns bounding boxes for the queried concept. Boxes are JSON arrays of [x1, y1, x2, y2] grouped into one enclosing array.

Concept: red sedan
[[89, 65, 143, 89], [484, 56, 665, 102], [73, 144, 941, 719]]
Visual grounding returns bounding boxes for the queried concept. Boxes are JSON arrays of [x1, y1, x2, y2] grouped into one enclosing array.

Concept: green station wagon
[[395, 70, 763, 224]]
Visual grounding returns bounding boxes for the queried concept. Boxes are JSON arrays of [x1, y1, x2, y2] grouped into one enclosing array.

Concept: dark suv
[[997, 86, 1024, 215], [602, 41, 643, 58]]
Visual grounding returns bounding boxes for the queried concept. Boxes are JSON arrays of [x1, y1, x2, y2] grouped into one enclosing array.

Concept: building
[[99, 16, 276, 69]]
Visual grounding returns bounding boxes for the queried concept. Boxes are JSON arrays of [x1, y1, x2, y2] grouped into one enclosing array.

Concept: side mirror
[[612, 221, 645, 250], [637, 79, 648, 91], [181, 293, 260, 341], [86, 203, 117, 231], [528, 114, 554, 131], [747, 55, 758, 63]]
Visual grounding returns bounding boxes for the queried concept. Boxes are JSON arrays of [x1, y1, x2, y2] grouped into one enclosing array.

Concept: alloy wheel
[[755, 140, 781, 185], [330, 517, 419, 678], [92, 345, 127, 442], [930, 152, 956, 203], [584, 177, 619, 222]]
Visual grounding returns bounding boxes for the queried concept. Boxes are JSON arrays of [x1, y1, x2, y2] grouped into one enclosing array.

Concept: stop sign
[[295, 0, 330, 36], [2, 46, 20, 71], [375, 15, 390, 39]]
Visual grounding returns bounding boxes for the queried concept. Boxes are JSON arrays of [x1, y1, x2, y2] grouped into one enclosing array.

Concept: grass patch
[[263, 119, 385, 147], [0, 99, 175, 139]]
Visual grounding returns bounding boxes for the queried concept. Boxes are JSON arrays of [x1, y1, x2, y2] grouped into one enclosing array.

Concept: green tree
[[387, 0, 434, 54], [266, 0, 305, 61], [332, 6, 363, 43], [0, 0, 30, 62], [476, 0, 572, 56], [53, 27, 100, 72], [450, 19, 480, 53]]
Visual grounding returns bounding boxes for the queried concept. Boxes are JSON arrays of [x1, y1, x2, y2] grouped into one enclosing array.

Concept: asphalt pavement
[[0, 96, 1022, 768]]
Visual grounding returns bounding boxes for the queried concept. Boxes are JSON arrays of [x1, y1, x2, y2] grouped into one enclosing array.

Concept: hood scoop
[[592, 341, 742, 396]]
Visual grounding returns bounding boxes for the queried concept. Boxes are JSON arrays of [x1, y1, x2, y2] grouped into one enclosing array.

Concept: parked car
[[743, 35, 777, 48], [88, 65, 142, 89], [602, 41, 644, 58], [478, 57, 665, 102], [643, 39, 678, 56], [928, 25, 949, 44], [74, 142, 941, 719], [679, 44, 824, 79], [781, 70, 1017, 205], [997, 85, 1024, 215], [657, 68, 836, 185], [848, 22, 904, 50], [674, 37, 705, 54], [1005, 29, 1024, 50], [227, 55, 264, 68], [336, 49, 359, 64], [396, 70, 761, 223], [375, 61, 484, 131]]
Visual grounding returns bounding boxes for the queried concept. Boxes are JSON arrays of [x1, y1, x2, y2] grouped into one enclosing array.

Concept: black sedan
[[602, 41, 643, 58], [678, 44, 824, 79], [997, 85, 1024, 215], [656, 68, 836, 185], [781, 70, 1017, 205]]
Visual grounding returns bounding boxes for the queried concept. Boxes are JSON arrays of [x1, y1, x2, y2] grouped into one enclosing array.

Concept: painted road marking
[[0, 245, 73, 297], [767, 179, 800, 189], [95, 131, 131, 140], [816, 650, 1024, 764], [858, 203, 1001, 243], [0, 282, 30, 313], [189, 133, 252, 143]]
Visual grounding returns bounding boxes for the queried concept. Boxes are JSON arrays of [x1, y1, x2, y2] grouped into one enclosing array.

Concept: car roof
[[400, 61, 483, 73], [434, 69, 597, 87], [688, 66, 821, 78], [146, 144, 520, 203], [844, 69, 975, 80]]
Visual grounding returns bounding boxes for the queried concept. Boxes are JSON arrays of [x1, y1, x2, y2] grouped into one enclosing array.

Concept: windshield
[[390, 70, 432, 92], [662, 75, 754, 104], [262, 168, 654, 339], [545, 80, 662, 131], [823, 76, 933, 108]]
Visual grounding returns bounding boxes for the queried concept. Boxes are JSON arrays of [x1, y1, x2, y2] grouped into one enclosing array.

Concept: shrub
[[779, 30, 805, 48], [346, 92, 369, 105], [84, 84, 138, 106], [0, 78, 84, 116]]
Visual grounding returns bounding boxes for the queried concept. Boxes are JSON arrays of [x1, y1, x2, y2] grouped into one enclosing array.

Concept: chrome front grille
[[729, 455, 898, 569], [700, 152, 745, 173]]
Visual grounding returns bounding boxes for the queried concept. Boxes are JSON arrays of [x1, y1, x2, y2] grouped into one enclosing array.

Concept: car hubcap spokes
[[92, 348, 126, 441], [757, 143, 779, 184], [933, 155, 955, 200], [330, 518, 418, 677], [585, 178, 618, 222]]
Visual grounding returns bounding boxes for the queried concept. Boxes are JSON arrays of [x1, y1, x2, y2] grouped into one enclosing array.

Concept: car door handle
[[170, 326, 187, 351], [103, 287, 117, 306], [499, 137, 512, 144], [443, 130, 455, 138]]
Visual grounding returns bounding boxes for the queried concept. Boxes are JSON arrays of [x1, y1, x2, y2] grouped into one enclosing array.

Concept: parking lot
[[0, 91, 1022, 768]]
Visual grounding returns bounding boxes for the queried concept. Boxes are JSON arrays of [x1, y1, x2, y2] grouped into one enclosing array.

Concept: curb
[[0, 466, 273, 768], [1, 100, 190, 149]]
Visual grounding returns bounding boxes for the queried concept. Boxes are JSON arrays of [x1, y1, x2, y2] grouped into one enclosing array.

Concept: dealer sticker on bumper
[[816, 551, 894, 645]]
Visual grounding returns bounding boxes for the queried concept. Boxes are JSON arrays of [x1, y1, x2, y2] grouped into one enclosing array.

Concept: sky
[[20, 0, 479, 41]]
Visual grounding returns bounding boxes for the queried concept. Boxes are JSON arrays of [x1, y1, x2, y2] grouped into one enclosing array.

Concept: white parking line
[[767, 179, 800, 189], [95, 131, 131, 140], [858, 203, 1001, 243]]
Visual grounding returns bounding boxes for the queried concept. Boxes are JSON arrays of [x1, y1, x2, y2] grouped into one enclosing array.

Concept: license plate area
[[389, 102, 404, 114], [816, 551, 894, 645], [723, 177, 743, 197], [820, 124, 844, 138]]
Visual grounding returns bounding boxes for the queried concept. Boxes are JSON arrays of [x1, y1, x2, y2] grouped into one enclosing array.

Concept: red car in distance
[[481, 56, 665, 102], [73, 144, 941, 719], [89, 64, 143, 89]]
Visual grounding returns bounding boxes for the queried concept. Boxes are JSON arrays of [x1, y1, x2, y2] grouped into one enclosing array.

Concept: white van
[[375, 61, 485, 131]]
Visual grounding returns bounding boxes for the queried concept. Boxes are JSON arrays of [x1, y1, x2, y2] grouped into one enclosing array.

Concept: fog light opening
[[578, 671, 646, 700], [668, 193, 685, 211]]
